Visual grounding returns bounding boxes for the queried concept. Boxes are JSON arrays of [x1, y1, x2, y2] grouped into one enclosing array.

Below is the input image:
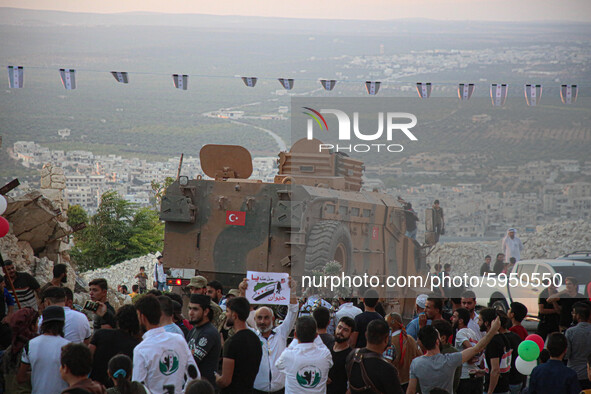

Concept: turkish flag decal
[[225, 210, 246, 226]]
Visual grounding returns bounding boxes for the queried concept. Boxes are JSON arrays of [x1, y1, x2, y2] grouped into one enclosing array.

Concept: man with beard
[[216, 297, 262, 393], [252, 277, 298, 394], [493, 253, 506, 275], [40, 263, 68, 293], [451, 307, 481, 394], [461, 290, 485, 340], [328, 317, 355, 394], [207, 280, 225, 310], [188, 275, 225, 331], [186, 294, 221, 388]]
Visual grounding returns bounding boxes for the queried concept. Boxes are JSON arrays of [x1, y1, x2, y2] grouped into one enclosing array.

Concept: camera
[[83, 300, 99, 312]]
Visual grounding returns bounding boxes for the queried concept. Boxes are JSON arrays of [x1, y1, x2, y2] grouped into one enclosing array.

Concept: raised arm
[[461, 317, 500, 363]]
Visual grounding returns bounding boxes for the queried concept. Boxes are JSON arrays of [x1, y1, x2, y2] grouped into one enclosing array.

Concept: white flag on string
[[365, 81, 381, 95], [278, 78, 294, 90], [416, 82, 432, 98], [111, 71, 129, 84], [59, 69, 77, 90], [241, 77, 257, 87], [172, 74, 189, 90], [524, 84, 542, 106], [320, 79, 337, 91], [490, 83, 508, 106], [7, 66, 24, 88], [560, 84, 578, 104], [458, 83, 475, 100]]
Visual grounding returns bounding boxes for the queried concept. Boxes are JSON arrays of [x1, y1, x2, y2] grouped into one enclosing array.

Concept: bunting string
[[3, 64, 583, 105]]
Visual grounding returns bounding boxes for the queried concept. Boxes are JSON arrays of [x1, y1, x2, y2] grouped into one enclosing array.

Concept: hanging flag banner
[[320, 79, 337, 91], [7, 66, 24, 88], [172, 74, 188, 90], [524, 84, 542, 106], [241, 77, 257, 87], [416, 82, 432, 98], [59, 68, 76, 90], [490, 83, 508, 106], [278, 78, 294, 90], [560, 84, 578, 104], [110, 71, 129, 84], [458, 83, 475, 100], [365, 81, 381, 95]]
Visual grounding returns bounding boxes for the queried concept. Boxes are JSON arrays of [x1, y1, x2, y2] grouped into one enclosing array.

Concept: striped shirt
[[8, 272, 40, 310]]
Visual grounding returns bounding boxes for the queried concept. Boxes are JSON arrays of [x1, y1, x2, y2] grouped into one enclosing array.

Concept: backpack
[[345, 349, 385, 394]]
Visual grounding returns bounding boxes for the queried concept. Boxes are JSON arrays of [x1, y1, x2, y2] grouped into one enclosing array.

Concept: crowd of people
[[1, 256, 591, 394]]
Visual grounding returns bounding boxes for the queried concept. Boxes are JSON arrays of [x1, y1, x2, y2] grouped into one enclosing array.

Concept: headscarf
[[386, 312, 407, 367], [9, 307, 39, 356]]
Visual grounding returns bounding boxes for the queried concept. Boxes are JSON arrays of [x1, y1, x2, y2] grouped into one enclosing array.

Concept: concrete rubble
[[428, 220, 591, 277]]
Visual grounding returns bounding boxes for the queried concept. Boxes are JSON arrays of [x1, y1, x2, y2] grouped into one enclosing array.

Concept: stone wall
[[428, 220, 591, 277], [81, 253, 159, 292]]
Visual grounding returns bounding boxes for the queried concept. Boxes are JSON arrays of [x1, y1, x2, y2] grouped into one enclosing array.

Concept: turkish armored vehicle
[[160, 139, 438, 317]]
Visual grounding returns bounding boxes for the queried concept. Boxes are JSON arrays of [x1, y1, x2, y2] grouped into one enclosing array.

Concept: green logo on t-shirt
[[159, 350, 180, 376], [296, 366, 322, 388]]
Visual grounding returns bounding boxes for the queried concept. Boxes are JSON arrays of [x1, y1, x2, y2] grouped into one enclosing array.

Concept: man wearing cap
[[188, 275, 224, 331], [502, 228, 524, 263], [406, 294, 429, 340], [17, 305, 71, 394], [38, 286, 91, 344], [154, 255, 167, 291], [187, 294, 222, 387]]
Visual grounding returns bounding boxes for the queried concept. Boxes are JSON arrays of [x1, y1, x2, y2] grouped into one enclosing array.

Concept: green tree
[[150, 176, 175, 207], [70, 191, 164, 271]]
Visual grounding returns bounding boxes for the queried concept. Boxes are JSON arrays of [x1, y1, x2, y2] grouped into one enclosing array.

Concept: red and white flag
[[225, 211, 246, 226]]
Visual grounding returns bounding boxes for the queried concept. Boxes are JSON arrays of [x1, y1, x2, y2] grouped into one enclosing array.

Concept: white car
[[471, 259, 591, 318]]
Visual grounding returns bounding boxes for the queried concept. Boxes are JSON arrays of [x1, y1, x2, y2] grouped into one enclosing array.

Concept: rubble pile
[[81, 253, 159, 292], [428, 220, 591, 277]]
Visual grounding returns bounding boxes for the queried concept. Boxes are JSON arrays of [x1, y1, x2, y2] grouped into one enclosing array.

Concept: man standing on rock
[[154, 255, 167, 291], [502, 228, 524, 263], [480, 255, 493, 276]]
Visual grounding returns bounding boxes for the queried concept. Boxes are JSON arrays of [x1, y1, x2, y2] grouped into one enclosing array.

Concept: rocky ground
[[427, 220, 591, 277]]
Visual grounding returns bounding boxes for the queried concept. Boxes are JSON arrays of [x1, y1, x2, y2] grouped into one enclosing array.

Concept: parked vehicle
[[472, 259, 591, 317]]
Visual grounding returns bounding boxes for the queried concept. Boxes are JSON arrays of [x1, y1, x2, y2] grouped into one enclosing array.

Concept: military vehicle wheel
[[305, 220, 353, 272]]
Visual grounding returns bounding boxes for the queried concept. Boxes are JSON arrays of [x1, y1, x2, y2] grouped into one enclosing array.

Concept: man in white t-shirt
[[17, 306, 71, 394], [276, 316, 333, 393], [461, 290, 485, 340], [452, 307, 483, 393], [335, 297, 363, 321], [38, 286, 91, 344], [133, 294, 199, 394]]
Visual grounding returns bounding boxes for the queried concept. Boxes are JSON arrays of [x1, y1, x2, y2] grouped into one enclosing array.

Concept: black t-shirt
[[354, 312, 384, 348], [503, 331, 524, 385], [93, 301, 116, 330], [187, 322, 222, 387], [328, 346, 353, 394], [493, 260, 505, 275], [484, 334, 511, 393], [221, 328, 262, 394], [480, 263, 492, 276], [346, 348, 402, 394], [176, 321, 189, 338], [537, 288, 560, 328], [90, 329, 140, 387], [557, 293, 585, 328], [320, 333, 335, 350], [404, 211, 417, 231]]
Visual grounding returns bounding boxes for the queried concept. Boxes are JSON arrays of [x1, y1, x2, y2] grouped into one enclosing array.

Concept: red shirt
[[509, 324, 528, 341]]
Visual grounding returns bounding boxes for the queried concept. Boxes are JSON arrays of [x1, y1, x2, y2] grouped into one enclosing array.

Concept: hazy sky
[[2, 0, 591, 22]]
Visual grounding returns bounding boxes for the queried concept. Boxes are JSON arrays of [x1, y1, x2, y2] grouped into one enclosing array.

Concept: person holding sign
[[240, 275, 299, 394]]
